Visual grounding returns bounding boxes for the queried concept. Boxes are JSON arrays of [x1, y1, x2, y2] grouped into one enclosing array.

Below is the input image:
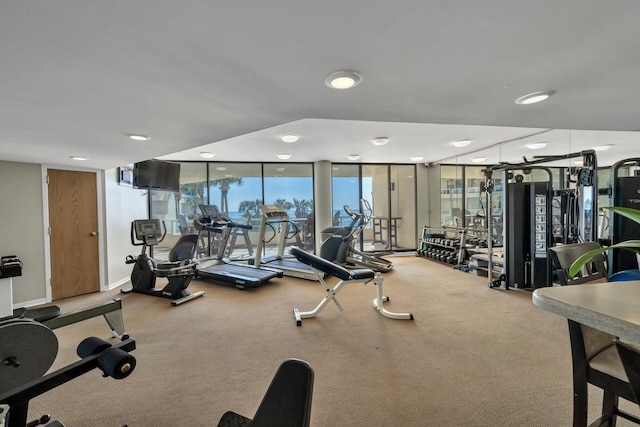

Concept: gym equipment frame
[[319, 200, 393, 273], [608, 157, 640, 275], [0, 317, 136, 427], [1, 255, 128, 339], [289, 246, 413, 326], [253, 204, 319, 281], [482, 150, 597, 289], [195, 205, 283, 289]]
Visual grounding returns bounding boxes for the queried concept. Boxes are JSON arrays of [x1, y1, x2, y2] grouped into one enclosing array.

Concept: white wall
[[103, 168, 148, 288]]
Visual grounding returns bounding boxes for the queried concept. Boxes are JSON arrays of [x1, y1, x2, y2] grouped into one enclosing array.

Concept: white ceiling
[[1, 1, 639, 171]]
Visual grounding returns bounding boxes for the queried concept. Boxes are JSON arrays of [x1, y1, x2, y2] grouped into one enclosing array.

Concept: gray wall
[[0, 161, 47, 304]]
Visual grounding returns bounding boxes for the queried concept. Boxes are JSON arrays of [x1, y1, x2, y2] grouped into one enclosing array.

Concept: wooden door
[[48, 169, 100, 299]]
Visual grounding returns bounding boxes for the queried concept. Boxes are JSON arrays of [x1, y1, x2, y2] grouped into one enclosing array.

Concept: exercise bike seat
[[155, 234, 199, 275], [167, 234, 199, 262]]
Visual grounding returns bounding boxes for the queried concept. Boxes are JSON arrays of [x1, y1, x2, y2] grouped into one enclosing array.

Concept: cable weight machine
[[482, 150, 597, 290], [608, 157, 640, 275]]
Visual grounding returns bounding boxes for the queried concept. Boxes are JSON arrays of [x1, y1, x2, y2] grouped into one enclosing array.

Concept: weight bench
[[217, 358, 314, 427], [289, 246, 413, 326]]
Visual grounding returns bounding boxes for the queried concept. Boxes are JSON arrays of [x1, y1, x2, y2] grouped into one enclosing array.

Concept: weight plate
[[0, 319, 58, 394]]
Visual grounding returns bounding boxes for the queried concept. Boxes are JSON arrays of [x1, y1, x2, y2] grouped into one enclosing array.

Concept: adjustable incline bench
[[289, 246, 413, 326]]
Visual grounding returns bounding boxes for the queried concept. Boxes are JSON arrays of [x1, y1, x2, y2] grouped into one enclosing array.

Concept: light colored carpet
[[24, 255, 640, 426]]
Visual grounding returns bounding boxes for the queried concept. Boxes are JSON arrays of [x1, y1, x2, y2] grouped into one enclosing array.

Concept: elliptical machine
[[320, 199, 393, 272], [121, 219, 204, 306]]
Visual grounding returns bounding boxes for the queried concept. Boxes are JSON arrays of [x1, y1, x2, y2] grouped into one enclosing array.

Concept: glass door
[[390, 164, 417, 250], [362, 164, 417, 251], [362, 165, 390, 251]]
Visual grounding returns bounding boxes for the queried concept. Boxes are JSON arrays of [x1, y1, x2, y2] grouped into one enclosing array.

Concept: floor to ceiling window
[[263, 163, 314, 252], [148, 162, 208, 259], [331, 164, 360, 227], [148, 161, 415, 259], [333, 164, 418, 252]]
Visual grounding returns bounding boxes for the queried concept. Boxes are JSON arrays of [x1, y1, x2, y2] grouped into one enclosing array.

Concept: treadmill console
[[262, 204, 288, 218], [199, 204, 221, 219]]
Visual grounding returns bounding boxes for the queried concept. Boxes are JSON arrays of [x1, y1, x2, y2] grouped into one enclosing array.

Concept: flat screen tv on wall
[[133, 159, 181, 192]]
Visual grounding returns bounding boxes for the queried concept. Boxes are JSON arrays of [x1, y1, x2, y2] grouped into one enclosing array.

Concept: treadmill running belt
[[197, 262, 280, 288]]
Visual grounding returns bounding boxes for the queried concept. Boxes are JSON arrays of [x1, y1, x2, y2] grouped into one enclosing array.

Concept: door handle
[[89, 232, 97, 236]]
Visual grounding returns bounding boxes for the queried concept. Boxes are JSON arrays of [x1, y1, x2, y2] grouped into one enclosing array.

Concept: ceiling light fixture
[[275, 167, 286, 172], [128, 134, 150, 141], [526, 143, 547, 150], [216, 166, 227, 171], [199, 152, 215, 159], [452, 139, 471, 147], [277, 154, 291, 160], [410, 156, 424, 162], [594, 144, 614, 151], [347, 154, 361, 161], [515, 90, 556, 105], [281, 134, 299, 143], [472, 157, 486, 163], [70, 156, 87, 161], [325, 70, 362, 90], [372, 137, 389, 146]]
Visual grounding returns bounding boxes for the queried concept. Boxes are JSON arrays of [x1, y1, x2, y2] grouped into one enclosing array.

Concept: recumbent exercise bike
[[122, 219, 204, 306]]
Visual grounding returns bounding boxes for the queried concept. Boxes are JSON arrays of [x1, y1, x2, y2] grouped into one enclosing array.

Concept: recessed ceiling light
[[70, 156, 87, 161], [372, 137, 389, 146], [347, 154, 361, 160], [526, 143, 547, 150], [515, 90, 556, 105], [452, 139, 471, 147], [278, 154, 291, 160], [472, 157, 486, 163], [325, 70, 362, 89], [128, 134, 150, 141], [594, 144, 614, 151], [281, 134, 299, 143], [199, 152, 215, 159], [410, 156, 424, 162]]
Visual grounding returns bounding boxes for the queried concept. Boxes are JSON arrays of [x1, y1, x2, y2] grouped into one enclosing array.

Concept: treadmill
[[194, 205, 283, 289], [251, 204, 320, 281]]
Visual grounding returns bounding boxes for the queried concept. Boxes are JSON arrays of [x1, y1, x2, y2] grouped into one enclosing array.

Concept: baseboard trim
[[105, 276, 129, 291]]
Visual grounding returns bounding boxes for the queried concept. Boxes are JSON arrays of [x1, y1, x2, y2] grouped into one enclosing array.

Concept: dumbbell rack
[[417, 226, 468, 266]]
